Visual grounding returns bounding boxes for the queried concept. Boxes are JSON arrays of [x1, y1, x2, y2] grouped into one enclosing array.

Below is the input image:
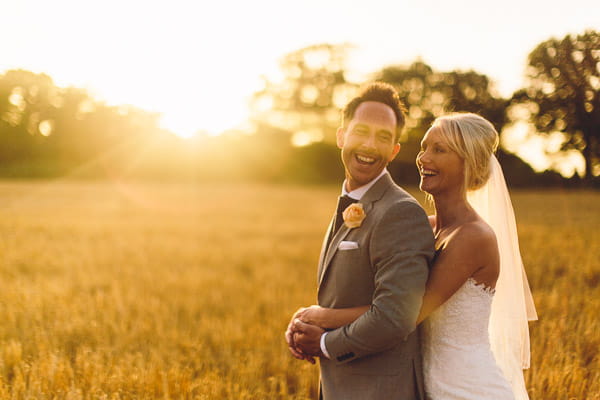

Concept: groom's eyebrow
[[354, 123, 393, 134], [376, 129, 393, 138]]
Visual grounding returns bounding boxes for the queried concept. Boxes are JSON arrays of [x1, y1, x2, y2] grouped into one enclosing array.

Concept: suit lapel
[[317, 173, 395, 287], [321, 224, 351, 279], [317, 218, 334, 283]]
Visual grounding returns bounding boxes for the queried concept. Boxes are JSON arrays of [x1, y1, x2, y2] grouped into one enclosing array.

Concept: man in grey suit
[[286, 82, 435, 399]]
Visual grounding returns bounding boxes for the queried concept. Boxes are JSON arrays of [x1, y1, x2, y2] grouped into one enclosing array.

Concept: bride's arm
[[297, 305, 370, 330], [416, 223, 499, 325], [295, 225, 497, 329]]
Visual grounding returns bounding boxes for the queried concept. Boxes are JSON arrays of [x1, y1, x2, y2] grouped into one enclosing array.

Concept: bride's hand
[[300, 305, 371, 330]]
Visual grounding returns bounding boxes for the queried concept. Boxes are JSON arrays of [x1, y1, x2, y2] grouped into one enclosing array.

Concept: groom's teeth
[[357, 155, 375, 163]]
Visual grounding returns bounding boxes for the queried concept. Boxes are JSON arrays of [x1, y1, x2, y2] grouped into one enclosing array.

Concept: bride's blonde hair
[[431, 113, 499, 191]]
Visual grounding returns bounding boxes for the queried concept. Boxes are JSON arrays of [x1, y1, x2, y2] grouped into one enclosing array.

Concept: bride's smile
[[417, 127, 464, 195]]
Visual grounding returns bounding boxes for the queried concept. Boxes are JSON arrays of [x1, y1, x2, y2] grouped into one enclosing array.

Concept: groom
[[286, 82, 435, 399]]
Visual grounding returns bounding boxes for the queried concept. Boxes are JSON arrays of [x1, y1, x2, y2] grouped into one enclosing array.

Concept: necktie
[[333, 195, 358, 235]]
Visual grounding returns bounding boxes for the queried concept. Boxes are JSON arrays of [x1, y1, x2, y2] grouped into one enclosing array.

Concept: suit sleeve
[[324, 200, 435, 365]]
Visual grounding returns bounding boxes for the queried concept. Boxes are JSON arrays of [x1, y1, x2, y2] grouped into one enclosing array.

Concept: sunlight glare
[[292, 129, 323, 147], [502, 122, 549, 171], [159, 99, 252, 138], [38, 119, 53, 136], [552, 151, 585, 177], [501, 121, 586, 177]]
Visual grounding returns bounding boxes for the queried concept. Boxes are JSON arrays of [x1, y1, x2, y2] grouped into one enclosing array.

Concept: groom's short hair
[[342, 82, 407, 142]]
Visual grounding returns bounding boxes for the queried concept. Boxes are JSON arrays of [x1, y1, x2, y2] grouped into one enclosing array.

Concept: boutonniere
[[343, 203, 366, 229]]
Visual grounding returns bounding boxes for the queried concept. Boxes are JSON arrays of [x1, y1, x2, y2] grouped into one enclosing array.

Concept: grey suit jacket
[[317, 173, 435, 400]]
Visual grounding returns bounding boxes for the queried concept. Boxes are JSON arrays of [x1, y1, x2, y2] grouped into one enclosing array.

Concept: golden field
[[0, 180, 598, 399]]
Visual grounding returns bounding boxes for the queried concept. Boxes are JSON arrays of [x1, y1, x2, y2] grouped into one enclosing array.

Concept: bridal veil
[[467, 155, 538, 400]]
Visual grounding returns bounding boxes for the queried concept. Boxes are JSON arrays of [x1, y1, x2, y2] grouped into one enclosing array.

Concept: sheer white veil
[[467, 155, 538, 400]]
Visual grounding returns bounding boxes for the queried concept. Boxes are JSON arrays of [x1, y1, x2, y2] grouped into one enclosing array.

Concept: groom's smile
[[355, 153, 377, 165], [337, 101, 400, 191]]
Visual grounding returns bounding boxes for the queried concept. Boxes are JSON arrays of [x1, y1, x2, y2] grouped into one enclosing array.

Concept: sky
[[2, 0, 598, 165]]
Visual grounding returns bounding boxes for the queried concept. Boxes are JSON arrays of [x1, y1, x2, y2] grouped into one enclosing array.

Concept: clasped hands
[[285, 306, 326, 364]]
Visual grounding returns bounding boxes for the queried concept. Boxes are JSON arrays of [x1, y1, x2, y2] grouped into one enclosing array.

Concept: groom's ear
[[336, 127, 345, 149], [389, 143, 401, 161]]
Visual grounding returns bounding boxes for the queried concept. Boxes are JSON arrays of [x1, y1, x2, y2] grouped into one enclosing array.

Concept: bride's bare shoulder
[[448, 220, 498, 256], [462, 218, 495, 239]]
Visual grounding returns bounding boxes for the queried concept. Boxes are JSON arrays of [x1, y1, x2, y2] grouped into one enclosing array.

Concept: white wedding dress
[[422, 278, 515, 400], [420, 156, 536, 400]]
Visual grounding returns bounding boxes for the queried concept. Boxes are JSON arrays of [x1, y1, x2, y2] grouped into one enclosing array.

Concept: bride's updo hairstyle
[[432, 113, 499, 191]]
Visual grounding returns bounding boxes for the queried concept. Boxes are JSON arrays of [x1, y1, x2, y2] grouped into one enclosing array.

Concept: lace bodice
[[424, 278, 495, 347], [422, 278, 515, 400]]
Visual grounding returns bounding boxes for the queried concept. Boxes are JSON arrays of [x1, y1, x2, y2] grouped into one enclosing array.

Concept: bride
[[289, 113, 537, 399]]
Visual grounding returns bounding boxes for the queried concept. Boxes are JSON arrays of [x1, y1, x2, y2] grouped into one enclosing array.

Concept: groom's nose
[[360, 132, 377, 150]]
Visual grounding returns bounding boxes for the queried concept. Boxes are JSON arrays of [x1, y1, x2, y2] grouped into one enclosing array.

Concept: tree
[[376, 61, 507, 138], [0, 69, 58, 162], [250, 43, 355, 144], [510, 30, 600, 182], [374, 61, 507, 167], [0, 69, 171, 177]]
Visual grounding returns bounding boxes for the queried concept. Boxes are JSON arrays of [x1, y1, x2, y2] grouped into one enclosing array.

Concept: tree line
[[1, 30, 598, 187]]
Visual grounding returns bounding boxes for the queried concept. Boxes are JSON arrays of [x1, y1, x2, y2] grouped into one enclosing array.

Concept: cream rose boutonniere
[[343, 203, 366, 229]]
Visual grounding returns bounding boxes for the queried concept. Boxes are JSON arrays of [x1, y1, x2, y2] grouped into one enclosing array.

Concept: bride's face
[[416, 127, 464, 195]]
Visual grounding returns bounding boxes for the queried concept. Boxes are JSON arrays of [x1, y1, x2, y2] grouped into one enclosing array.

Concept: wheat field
[[0, 180, 598, 399]]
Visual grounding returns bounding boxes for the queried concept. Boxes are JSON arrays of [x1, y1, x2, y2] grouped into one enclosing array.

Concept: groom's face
[[337, 101, 400, 191]]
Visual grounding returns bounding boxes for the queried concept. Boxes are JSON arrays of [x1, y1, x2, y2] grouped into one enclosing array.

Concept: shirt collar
[[341, 169, 389, 200]]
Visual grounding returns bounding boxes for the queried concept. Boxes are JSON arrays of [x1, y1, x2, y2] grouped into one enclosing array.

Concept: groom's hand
[[293, 318, 325, 361], [285, 318, 305, 360], [286, 308, 315, 362]]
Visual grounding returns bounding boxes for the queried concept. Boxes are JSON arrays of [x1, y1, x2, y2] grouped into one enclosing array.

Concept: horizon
[[2, 0, 598, 177]]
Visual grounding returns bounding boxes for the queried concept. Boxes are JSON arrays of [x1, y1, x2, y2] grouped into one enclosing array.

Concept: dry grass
[[0, 181, 597, 399]]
